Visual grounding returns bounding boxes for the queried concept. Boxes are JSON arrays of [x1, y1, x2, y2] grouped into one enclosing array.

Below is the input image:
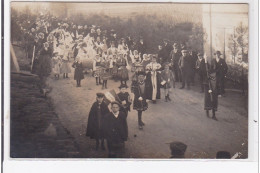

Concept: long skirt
[[112, 66, 118, 78], [204, 84, 218, 111], [53, 64, 61, 75], [94, 66, 102, 78], [60, 61, 71, 73], [117, 66, 129, 81], [100, 68, 111, 80]]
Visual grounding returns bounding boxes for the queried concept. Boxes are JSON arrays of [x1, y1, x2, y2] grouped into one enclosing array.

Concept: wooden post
[[10, 44, 20, 72]]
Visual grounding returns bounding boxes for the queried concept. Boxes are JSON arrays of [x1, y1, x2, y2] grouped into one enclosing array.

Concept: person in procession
[[211, 51, 228, 97], [161, 62, 175, 102], [93, 53, 103, 85], [116, 52, 129, 87], [131, 71, 148, 130], [72, 58, 84, 87], [103, 101, 128, 158], [86, 93, 110, 151], [145, 55, 162, 104]]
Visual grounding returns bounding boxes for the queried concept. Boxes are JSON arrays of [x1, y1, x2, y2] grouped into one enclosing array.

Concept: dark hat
[[216, 151, 231, 159], [96, 93, 104, 98], [214, 51, 222, 55], [136, 71, 146, 76], [170, 142, 187, 157], [119, 83, 128, 89]]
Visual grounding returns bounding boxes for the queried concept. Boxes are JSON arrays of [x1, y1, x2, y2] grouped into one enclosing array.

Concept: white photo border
[[3, 0, 259, 173]]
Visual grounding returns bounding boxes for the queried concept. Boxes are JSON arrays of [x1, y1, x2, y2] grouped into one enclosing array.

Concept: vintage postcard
[[5, 1, 257, 168]]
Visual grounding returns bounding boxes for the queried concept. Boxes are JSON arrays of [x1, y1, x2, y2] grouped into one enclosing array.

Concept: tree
[[236, 22, 249, 63], [228, 28, 239, 64]]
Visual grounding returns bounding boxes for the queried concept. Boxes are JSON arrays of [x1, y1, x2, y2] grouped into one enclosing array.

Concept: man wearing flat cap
[[178, 49, 192, 89], [170, 44, 182, 82], [211, 51, 228, 97], [103, 101, 128, 158], [86, 93, 110, 151], [170, 141, 187, 158]]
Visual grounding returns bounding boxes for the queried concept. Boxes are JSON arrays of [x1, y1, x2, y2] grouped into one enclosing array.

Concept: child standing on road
[[72, 58, 84, 87], [161, 63, 175, 102]]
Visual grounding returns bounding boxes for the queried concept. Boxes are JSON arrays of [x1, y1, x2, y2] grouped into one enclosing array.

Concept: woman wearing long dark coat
[[202, 59, 218, 121], [86, 93, 110, 150], [35, 42, 52, 87]]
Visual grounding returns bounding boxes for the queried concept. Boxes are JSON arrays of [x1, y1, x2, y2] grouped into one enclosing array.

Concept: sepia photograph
[[8, 1, 251, 160]]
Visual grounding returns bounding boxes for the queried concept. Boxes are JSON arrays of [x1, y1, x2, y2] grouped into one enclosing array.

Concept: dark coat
[[132, 81, 148, 111], [202, 63, 218, 111], [104, 111, 128, 143], [35, 48, 52, 78], [72, 61, 84, 80], [211, 58, 228, 78], [117, 92, 131, 113], [86, 101, 110, 139], [170, 50, 182, 68], [162, 43, 172, 63], [137, 42, 146, 57]]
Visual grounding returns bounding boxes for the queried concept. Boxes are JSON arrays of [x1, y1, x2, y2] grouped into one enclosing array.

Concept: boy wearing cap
[[131, 71, 148, 130], [86, 93, 110, 151], [103, 102, 128, 158]]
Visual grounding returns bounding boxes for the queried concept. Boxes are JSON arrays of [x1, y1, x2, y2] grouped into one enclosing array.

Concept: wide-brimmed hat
[[214, 51, 222, 55], [181, 50, 188, 53]]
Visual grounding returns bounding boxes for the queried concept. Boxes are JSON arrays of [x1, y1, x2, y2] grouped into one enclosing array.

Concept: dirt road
[[47, 65, 248, 159]]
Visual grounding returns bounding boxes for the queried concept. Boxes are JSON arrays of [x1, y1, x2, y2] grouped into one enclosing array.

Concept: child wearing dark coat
[[72, 58, 84, 87], [86, 93, 110, 150]]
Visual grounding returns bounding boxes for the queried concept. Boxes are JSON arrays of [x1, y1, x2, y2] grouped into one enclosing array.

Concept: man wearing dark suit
[[104, 102, 128, 158], [170, 44, 182, 82], [178, 50, 192, 89], [211, 51, 228, 97], [137, 38, 146, 60], [162, 39, 172, 64]]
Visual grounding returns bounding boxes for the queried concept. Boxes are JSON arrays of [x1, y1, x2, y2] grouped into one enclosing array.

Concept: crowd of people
[[13, 13, 229, 158]]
